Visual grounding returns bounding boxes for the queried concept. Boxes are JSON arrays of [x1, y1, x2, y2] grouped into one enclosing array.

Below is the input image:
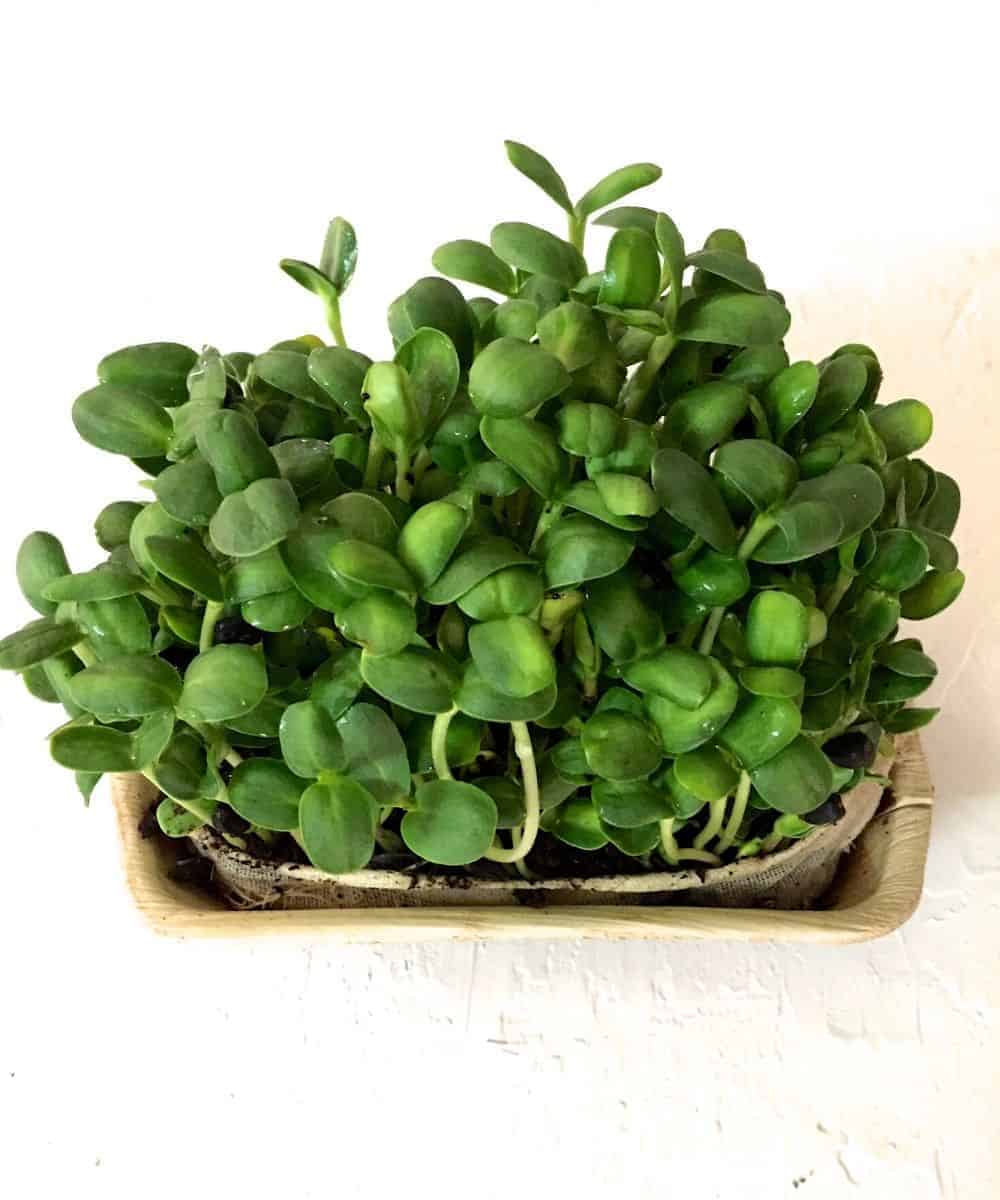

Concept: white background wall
[[2, 3, 998, 1197]]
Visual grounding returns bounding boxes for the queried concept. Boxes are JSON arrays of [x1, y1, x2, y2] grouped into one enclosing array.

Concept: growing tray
[[111, 733, 933, 943]]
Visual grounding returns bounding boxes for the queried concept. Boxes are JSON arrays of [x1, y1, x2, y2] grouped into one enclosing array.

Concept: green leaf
[[394, 326, 461, 434], [881, 707, 939, 734], [388, 277, 476, 369], [504, 140, 574, 214], [593, 206, 659, 235], [307, 346, 373, 423], [0, 617, 84, 671], [94, 502, 144, 552], [622, 646, 713, 708], [585, 570, 665, 664], [674, 549, 750, 607], [397, 501, 468, 591], [360, 645, 459, 714], [279, 700, 346, 779], [457, 565, 543, 620], [422, 537, 533, 605], [659, 381, 749, 459], [746, 591, 809, 666], [686, 249, 766, 294], [543, 795, 608, 850], [455, 662, 557, 722], [712, 440, 798, 511], [310, 648, 363, 720], [900, 569, 964, 619], [804, 354, 868, 437], [537, 302, 608, 372], [675, 292, 790, 346], [480, 415, 565, 499], [131, 709, 175, 769], [644, 658, 739, 755], [97, 342, 197, 407], [324, 492, 399, 549], [592, 779, 671, 828], [542, 514, 633, 589], [69, 654, 181, 718], [651, 448, 738, 554], [152, 457, 223, 526], [863, 529, 930, 593], [490, 222, 586, 289], [299, 776, 376, 873], [145, 535, 224, 601], [754, 465, 884, 563], [750, 735, 834, 814], [72, 384, 172, 457], [761, 361, 819, 442], [320, 217, 358, 293], [228, 758, 303, 831], [738, 666, 804, 700], [468, 616, 556, 699], [337, 592, 415, 656], [50, 722, 135, 772], [469, 336, 570, 417], [576, 162, 662, 219], [916, 472, 960, 536], [337, 702, 412, 806], [722, 345, 790, 393], [561, 480, 647, 531], [77, 595, 151, 657], [17, 532, 71, 615], [196, 410, 278, 496], [599, 229, 660, 309], [329, 539, 415, 595], [717, 694, 802, 769], [432, 239, 516, 295], [582, 710, 661, 782], [402, 780, 497, 866], [209, 478, 300, 558], [870, 399, 933, 460], [156, 798, 205, 838], [176, 644, 268, 723], [673, 746, 740, 802]]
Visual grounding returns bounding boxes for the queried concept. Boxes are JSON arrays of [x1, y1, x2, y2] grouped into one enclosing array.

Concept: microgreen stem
[[697, 607, 726, 655], [431, 707, 457, 781], [394, 450, 412, 501], [761, 827, 785, 854], [659, 818, 680, 864], [199, 600, 224, 653], [363, 433, 387, 489], [620, 333, 676, 418], [324, 295, 347, 348], [822, 569, 855, 617], [568, 212, 586, 254], [737, 512, 778, 561], [411, 445, 433, 485], [716, 771, 750, 853], [73, 643, 97, 668], [694, 796, 727, 848], [483, 721, 539, 863], [529, 501, 563, 554]]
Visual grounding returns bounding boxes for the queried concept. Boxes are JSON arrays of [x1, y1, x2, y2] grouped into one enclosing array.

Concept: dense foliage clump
[[0, 143, 963, 875]]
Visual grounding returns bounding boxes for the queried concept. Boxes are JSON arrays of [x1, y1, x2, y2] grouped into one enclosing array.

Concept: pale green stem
[[620, 333, 676, 418], [761, 827, 785, 854], [568, 212, 586, 254], [363, 433, 387, 489], [716, 771, 751, 853], [694, 796, 727, 849], [431, 707, 457, 781], [324, 295, 347, 348], [823, 570, 855, 617], [73, 644, 97, 668], [483, 721, 540, 864], [394, 449, 412, 501], [141, 771, 215, 824], [199, 601, 224, 653], [697, 607, 726, 655], [412, 445, 433, 484], [660, 818, 722, 866]]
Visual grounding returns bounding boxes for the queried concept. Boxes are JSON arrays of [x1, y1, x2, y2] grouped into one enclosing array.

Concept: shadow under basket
[[112, 733, 933, 943]]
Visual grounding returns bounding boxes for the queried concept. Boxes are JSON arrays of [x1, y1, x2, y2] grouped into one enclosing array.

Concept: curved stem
[[199, 601, 224, 653], [394, 449, 412, 501], [737, 512, 778, 562], [324, 295, 347, 348], [716, 771, 750, 853], [431, 707, 457, 781], [483, 721, 540, 863], [363, 433, 387, 489], [694, 796, 727, 849], [620, 333, 676, 418], [659, 818, 680, 865], [568, 212, 586, 254], [697, 607, 726, 656]]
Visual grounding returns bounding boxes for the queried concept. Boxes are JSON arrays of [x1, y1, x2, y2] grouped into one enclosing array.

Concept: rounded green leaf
[[599, 228, 660, 309], [761, 361, 819, 442], [804, 354, 868, 437], [916, 472, 960, 536], [592, 779, 671, 828], [299, 776, 376, 874], [69, 654, 181, 718], [97, 342, 196, 407], [272, 438, 336, 498], [17, 531, 71, 616], [582, 710, 661, 782], [95, 501, 144, 552], [310, 648, 363, 719], [129, 503, 186, 578], [77, 595, 151, 657], [396, 501, 468, 593], [722, 345, 790, 393], [864, 529, 929, 593], [686, 249, 766, 294], [72, 384, 172, 457], [469, 337, 570, 417], [542, 515, 633, 589], [543, 795, 608, 850], [585, 570, 665, 664], [279, 700, 346, 779], [307, 346, 373, 423], [209, 478, 300, 558], [145, 535, 224, 602], [0, 617, 84, 671], [537, 302, 608, 372], [746, 591, 809, 666], [870, 399, 933, 460], [50, 723, 135, 772], [490, 222, 586, 288], [900, 569, 964, 620], [152, 457, 223, 526], [388, 277, 475, 369], [320, 216, 358, 292], [480, 415, 565, 499], [876, 641, 938, 678], [594, 473, 658, 518], [468, 616, 556, 699], [195, 410, 278, 496], [645, 658, 739, 755], [675, 292, 790, 346], [754, 465, 884, 563], [556, 402, 620, 458], [456, 565, 543, 621], [228, 758, 303, 831], [402, 780, 497, 866], [712, 440, 798, 511], [423, 537, 533, 605], [337, 702, 412, 806], [674, 549, 750, 607], [432, 239, 516, 295], [455, 662, 557, 722], [717, 694, 802, 769], [622, 646, 713, 708], [360, 645, 459, 714], [659, 381, 749, 459], [328, 539, 415, 595], [394, 326, 461, 433], [750, 735, 834, 815], [336, 592, 415, 656], [176, 644, 268, 723], [651, 448, 738, 554], [673, 745, 740, 802], [738, 667, 804, 700]]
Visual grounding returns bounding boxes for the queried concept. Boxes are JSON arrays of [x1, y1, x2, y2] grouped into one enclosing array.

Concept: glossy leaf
[[576, 162, 662, 219], [228, 758, 303, 831], [900, 569, 964, 619], [651, 448, 738, 554], [717, 694, 802, 769], [675, 292, 790, 346], [176, 645, 268, 723], [402, 780, 497, 866], [279, 700, 346, 779], [712, 440, 798, 511], [72, 384, 172, 457], [0, 617, 84, 671], [360, 645, 459, 714], [746, 591, 809, 665], [299, 776, 376, 873], [469, 336, 570, 417], [750, 735, 835, 814], [69, 655, 181, 718], [17, 532, 71, 616], [644, 658, 739, 754], [542, 514, 633, 589], [659, 381, 749, 459]]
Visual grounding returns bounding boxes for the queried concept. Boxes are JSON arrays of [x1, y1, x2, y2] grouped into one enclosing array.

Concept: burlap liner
[[187, 748, 895, 912]]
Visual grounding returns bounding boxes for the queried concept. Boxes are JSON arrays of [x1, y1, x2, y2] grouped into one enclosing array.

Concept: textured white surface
[[2, 4, 999, 1198]]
